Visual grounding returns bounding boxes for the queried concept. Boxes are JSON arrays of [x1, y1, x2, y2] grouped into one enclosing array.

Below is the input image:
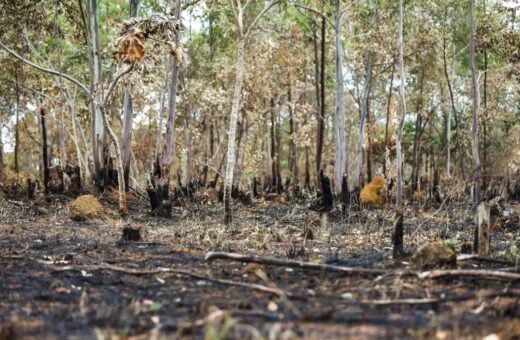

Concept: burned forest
[[0, 0, 520, 338]]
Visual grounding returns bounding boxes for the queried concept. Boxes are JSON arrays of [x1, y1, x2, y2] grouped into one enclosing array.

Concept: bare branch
[[0, 40, 90, 95], [419, 269, 520, 281], [289, 2, 335, 28], [102, 63, 135, 108], [244, 0, 281, 37], [181, 0, 203, 11], [205, 251, 386, 276]]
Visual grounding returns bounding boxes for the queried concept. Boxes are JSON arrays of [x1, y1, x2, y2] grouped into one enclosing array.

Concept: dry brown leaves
[[114, 28, 146, 63]]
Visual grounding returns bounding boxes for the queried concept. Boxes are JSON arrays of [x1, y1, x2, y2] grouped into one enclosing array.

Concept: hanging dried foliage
[[114, 27, 146, 63], [168, 41, 183, 63]]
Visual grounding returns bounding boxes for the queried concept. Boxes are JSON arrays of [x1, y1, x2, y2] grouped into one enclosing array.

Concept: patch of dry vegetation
[[68, 195, 103, 221], [360, 175, 387, 205], [411, 242, 457, 270]]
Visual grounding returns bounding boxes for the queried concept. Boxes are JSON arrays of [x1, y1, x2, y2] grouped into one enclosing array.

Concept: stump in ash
[[309, 170, 333, 239], [121, 225, 141, 241]]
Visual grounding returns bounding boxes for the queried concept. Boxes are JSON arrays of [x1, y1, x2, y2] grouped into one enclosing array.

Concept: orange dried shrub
[[360, 175, 387, 205], [114, 28, 145, 63]]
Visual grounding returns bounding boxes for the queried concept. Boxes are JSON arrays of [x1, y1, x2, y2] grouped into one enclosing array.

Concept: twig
[[50, 263, 302, 299], [358, 290, 520, 306], [205, 252, 387, 276], [418, 269, 520, 281]]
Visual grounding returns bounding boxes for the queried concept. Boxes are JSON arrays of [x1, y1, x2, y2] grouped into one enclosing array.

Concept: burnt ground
[[0, 195, 519, 339]]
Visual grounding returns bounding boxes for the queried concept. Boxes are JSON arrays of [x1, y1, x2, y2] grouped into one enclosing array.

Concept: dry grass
[[360, 176, 387, 205], [68, 194, 103, 221]]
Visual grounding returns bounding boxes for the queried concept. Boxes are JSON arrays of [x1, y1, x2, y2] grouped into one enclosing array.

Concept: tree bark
[[88, 0, 105, 187], [288, 81, 298, 196], [14, 74, 20, 174], [383, 58, 395, 177], [121, 0, 139, 192], [99, 64, 135, 216], [40, 107, 50, 195], [316, 17, 326, 187], [224, 37, 245, 224], [333, 0, 347, 196], [411, 68, 425, 192], [442, 29, 465, 179], [469, 0, 481, 203], [394, 0, 407, 257], [270, 97, 278, 191], [148, 0, 182, 216], [353, 0, 376, 191]]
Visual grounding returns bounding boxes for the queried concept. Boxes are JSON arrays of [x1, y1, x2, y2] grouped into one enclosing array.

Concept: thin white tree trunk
[[89, 0, 104, 180], [334, 0, 347, 195], [224, 37, 245, 224], [397, 0, 407, 208], [469, 0, 481, 202]]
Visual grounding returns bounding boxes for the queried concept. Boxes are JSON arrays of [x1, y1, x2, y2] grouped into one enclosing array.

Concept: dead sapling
[[309, 170, 333, 239]]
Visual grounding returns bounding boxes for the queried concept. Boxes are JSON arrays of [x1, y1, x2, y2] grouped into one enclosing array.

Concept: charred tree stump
[[393, 210, 405, 258], [48, 166, 65, 194], [340, 175, 350, 217], [65, 164, 81, 195], [474, 202, 491, 255], [147, 184, 172, 217], [121, 225, 141, 241], [27, 178, 35, 200], [309, 170, 333, 239]]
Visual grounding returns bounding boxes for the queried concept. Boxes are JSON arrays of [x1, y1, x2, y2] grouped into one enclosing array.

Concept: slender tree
[[224, 0, 279, 224], [469, 0, 481, 202], [394, 0, 407, 257], [121, 0, 140, 191], [333, 0, 347, 196]]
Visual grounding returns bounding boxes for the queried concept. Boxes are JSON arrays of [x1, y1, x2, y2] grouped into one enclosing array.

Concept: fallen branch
[[457, 254, 516, 266], [358, 290, 520, 306], [418, 269, 520, 281], [205, 252, 520, 282], [205, 252, 387, 276], [51, 263, 302, 299]]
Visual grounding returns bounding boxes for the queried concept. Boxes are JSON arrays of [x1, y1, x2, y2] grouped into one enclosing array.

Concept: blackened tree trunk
[[288, 81, 298, 196], [270, 97, 279, 191], [316, 17, 326, 187], [411, 68, 425, 192], [148, 0, 182, 217], [14, 73, 20, 173], [41, 107, 50, 194]]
